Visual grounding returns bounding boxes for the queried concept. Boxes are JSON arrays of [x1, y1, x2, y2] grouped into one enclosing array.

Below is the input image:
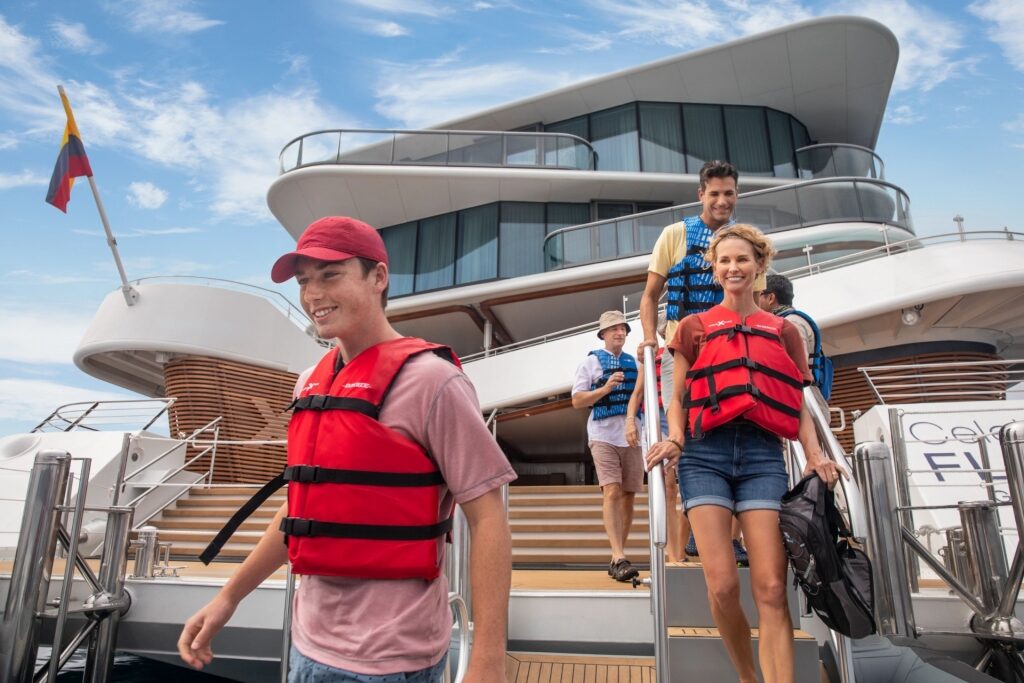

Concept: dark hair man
[[178, 216, 515, 682], [759, 272, 833, 399]]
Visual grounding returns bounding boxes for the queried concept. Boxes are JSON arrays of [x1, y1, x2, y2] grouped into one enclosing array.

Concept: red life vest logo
[[343, 382, 372, 389], [706, 319, 731, 329], [302, 382, 319, 394]]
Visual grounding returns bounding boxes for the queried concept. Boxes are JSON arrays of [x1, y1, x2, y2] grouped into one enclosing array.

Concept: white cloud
[[73, 226, 203, 238], [108, 0, 224, 35], [589, 0, 970, 93], [970, 0, 1024, 72], [0, 378, 129, 422], [0, 308, 93, 364], [5, 269, 105, 285], [127, 181, 168, 209], [1004, 114, 1024, 134], [375, 54, 590, 128], [357, 19, 410, 37], [50, 20, 105, 54], [0, 170, 47, 189], [886, 104, 924, 125], [536, 29, 612, 54], [341, 0, 448, 17]]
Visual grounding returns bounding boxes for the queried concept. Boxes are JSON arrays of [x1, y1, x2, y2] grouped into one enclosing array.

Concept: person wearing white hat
[[571, 310, 643, 582]]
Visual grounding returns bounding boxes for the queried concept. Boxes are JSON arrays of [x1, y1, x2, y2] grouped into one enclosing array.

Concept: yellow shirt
[[648, 221, 767, 341]]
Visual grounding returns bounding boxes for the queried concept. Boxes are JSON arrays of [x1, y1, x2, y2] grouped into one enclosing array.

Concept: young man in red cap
[[178, 216, 516, 682]]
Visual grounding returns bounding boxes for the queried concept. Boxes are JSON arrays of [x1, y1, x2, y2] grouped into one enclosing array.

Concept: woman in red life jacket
[[645, 224, 842, 683]]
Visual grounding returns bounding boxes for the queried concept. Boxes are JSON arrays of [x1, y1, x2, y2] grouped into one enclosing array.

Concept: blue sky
[[0, 0, 1022, 435]]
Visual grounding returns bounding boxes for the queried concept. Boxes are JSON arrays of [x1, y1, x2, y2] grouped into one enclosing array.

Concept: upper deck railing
[[541, 176, 913, 271], [279, 128, 598, 173], [796, 143, 885, 180]]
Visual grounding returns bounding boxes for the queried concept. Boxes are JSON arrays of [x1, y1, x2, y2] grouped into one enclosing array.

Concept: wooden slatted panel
[[164, 356, 297, 483], [828, 351, 1002, 452], [504, 654, 654, 683]]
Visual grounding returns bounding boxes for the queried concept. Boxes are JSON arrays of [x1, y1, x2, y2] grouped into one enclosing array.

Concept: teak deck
[[505, 652, 655, 683]]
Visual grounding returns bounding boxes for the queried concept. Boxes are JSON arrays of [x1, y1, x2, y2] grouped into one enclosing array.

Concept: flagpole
[[57, 85, 137, 306]]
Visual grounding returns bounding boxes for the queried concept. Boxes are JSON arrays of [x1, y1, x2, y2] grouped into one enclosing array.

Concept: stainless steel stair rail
[[280, 565, 296, 683], [444, 593, 470, 683], [640, 346, 669, 683], [852, 442, 917, 638], [0, 450, 71, 683], [83, 505, 134, 683], [992, 421, 1024, 628]]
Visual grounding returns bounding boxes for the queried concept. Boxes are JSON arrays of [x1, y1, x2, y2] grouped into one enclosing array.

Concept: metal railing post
[[84, 506, 134, 683], [995, 421, 1024, 619], [887, 408, 920, 591], [0, 450, 72, 683], [641, 346, 670, 683], [853, 442, 916, 637], [281, 566, 296, 683], [958, 502, 1009, 619], [444, 506, 472, 622]]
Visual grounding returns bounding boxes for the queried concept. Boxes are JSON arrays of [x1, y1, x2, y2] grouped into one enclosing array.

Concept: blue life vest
[[779, 308, 834, 400], [589, 349, 638, 421], [665, 215, 727, 321]]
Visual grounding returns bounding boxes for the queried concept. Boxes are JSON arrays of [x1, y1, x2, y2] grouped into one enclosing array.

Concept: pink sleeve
[[423, 374, 517, 504]]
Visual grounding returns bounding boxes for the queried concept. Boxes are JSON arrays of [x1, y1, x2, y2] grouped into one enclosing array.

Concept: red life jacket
[[683, 306, 804, 440], [282, 337, 459, 580]]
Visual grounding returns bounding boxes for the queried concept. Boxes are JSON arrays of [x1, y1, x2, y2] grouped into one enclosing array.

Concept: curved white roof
[[435, 15, 898, 149]]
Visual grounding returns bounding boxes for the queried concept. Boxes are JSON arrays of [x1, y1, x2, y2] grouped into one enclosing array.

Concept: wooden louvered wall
[[164, 356, 297, 483], [828, 351, 1004, 452]]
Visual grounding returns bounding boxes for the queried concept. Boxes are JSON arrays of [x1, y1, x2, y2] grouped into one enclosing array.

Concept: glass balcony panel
[[735, 187, 801, 233], [796, 147, 837, 179], [297, 132, 340, 166], [562, 229, 593, 267], [337, 131, 394, 164], [393, 132, 449, 165], [280, 139, 300, 172], [898, 192, 913, 232], [597, 223, 618, 260], [832, 146, 875, 178], [447, 132, 503, 166], [795, 181, 862, 226], [855, 181, 895, 224], [505, 135, 542, 167], [767, 109, 796, 178], [616, 218, 636, 257], [545, 116, 588, 167]]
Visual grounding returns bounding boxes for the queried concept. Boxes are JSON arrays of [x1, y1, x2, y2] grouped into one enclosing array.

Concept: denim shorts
[[288, 646, 447, 683], [677, 422, 788, 513]]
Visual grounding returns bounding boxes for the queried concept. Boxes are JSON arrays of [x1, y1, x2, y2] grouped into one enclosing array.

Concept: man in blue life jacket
[[758, 272, 833, 399], [572, 310, 643, 582], [637, 160, 762, 565]]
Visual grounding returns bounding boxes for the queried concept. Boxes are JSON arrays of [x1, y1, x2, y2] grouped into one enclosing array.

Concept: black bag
[[779, 474, 876, 638]]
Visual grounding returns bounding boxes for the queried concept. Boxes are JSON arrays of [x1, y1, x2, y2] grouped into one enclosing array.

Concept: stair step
[[153, 519, 271, 530], [510, 496, 648, 506], [668, 628, 819, 683], [510, 522, 648, 533], [512, 536, 649, 548], [175, 497, 286, 508], [665, 563, 799, 628]]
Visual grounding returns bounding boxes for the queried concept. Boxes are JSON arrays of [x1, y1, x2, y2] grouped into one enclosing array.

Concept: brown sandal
[[609, 558, 639, 582]]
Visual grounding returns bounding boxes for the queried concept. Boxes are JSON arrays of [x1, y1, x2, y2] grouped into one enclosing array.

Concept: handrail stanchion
[[0, 450, 72, 683], [49, 458, 91, 683], [853, 443, 916, 638], [995, 421, 1024, 619], [641, 346, 670, 683], [84, 506, 134, 683], [887, 408, 919, 592], [281, 565, 296, 683]]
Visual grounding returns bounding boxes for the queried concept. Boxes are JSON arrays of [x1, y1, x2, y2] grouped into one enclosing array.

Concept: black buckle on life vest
[[282, 517, 313, 537], [288, 465, 321, 483], [307, 394, 329, 410]]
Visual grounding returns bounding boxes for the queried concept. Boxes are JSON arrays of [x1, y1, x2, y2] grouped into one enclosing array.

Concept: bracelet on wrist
[[666, 438, 683, 453]]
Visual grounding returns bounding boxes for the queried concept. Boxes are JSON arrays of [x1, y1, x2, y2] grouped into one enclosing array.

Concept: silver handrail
[[32, 398, 176, 433], [640, 346, 670, 683], [446, 593, 471, 683], [279, 128, 597, 173], [542, 176, 915, 269]]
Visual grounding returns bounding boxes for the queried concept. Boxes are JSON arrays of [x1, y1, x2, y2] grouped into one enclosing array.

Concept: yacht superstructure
[[3, 14, 1024, 683]]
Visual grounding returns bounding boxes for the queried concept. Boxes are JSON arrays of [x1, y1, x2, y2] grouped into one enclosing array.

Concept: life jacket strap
[[286, 395, 380, 419], [684, 383, 802, 418], [704, 324, 781, 344], [280, 516, 453, 541], [687, 357, 804, 389], [283, 465, 444, 487], [199, 473, 287, 565]]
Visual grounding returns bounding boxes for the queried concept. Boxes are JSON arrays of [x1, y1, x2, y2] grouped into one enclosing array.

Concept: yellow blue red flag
[[45, 89, 93, 212]]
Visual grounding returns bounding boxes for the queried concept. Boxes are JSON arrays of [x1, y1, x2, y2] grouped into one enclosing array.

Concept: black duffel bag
[[779, 473, 876, 639]]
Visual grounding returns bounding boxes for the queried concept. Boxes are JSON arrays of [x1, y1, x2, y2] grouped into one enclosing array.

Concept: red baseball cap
[[271, 216, 388, 283]]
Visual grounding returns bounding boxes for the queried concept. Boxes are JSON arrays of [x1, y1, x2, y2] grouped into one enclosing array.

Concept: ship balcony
[[542, 177, 912, 271], [795, 143, 885, 180], [279, 128, 598, 173]]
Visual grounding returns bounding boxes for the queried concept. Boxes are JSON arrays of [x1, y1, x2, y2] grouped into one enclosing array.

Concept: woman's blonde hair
[[704, 223, 776, 273]]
